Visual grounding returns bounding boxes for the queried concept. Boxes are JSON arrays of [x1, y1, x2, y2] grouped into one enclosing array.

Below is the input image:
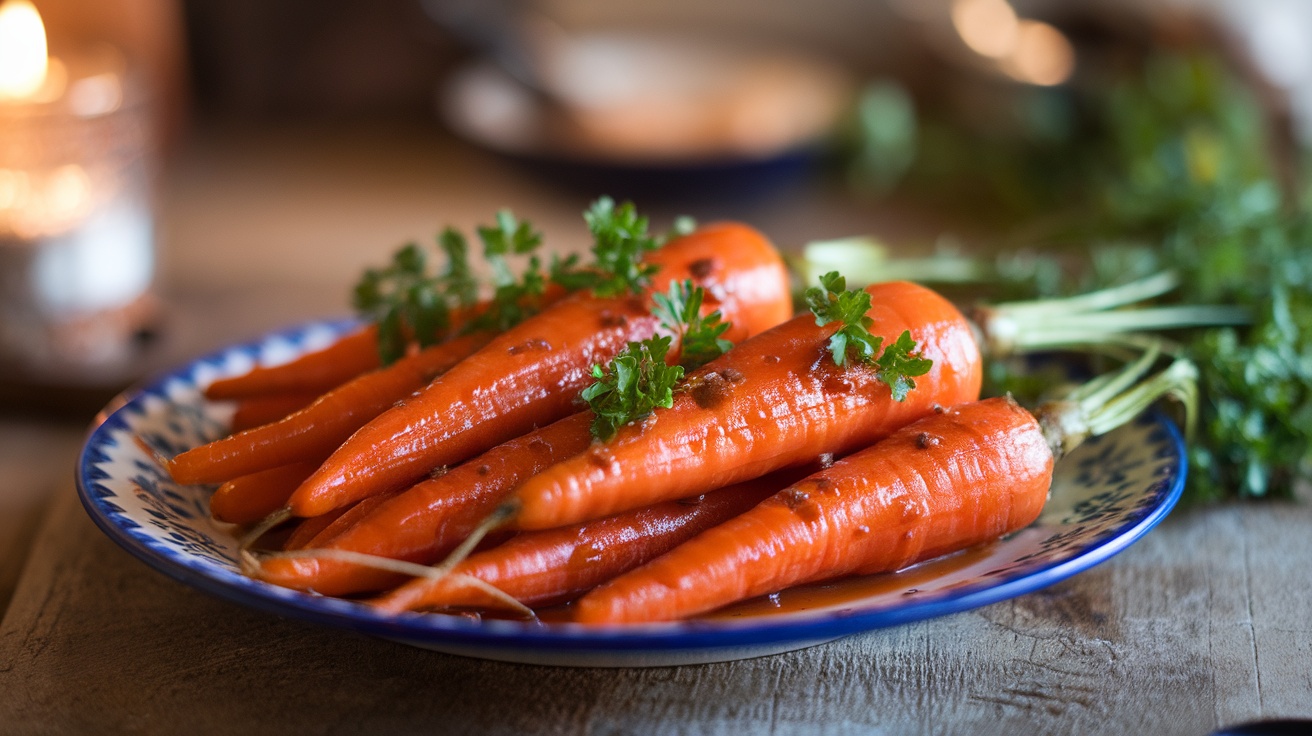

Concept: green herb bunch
[[551, 197, 663, 297], [583, 280, 736, 441], [846, 51, 1312, 501], [352, 209, 548, 364], [805, 271, 933, 401]]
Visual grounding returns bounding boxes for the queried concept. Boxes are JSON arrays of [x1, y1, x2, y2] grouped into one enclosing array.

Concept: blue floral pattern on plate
[[76, 321, 1186, 667]]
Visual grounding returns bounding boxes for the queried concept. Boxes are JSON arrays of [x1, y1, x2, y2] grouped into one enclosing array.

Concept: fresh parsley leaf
[[582, 336, 685, 441], [478, 208, 543, 258], [805, 271, 884, 366], [467, 211, 549, 333], [352, 242, 454, 364], [652, 280, 733, 370], [354, 209, 546, 364], [554, 197, 662, 298], [805, 271, 932, 399], [876, 330, 934, 401], [438, 228, 478, 309]]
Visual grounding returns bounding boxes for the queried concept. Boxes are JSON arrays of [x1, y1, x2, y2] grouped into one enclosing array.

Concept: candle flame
[[0, 0, 48, 100]]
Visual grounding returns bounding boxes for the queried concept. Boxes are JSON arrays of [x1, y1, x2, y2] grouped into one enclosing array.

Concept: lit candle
[[0, 0, 156, 378]]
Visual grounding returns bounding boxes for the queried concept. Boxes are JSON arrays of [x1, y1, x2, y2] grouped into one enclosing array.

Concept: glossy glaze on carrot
[[507, 280, 983, 531], [255, 411, 598, 595], [169, 331, 492, 485], [228, 392, 320, 433], [373, 476, 787, 613], [286, 223, 793, 518], [209, 462, 319, 525], [204, 326, 382, 401], [574, 396, 1053, 623]]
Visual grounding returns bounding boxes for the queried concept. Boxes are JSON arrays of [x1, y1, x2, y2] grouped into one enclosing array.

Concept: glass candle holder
[[0, 39, 156, 382]]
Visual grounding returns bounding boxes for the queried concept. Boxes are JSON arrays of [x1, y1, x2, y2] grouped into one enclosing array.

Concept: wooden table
[[2, 124, 1309, 735]]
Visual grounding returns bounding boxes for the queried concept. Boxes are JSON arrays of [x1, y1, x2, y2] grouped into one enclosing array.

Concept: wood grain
[[2, 486, 1308, 735]]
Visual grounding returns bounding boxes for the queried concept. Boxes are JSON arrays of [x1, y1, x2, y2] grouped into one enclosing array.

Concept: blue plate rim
[[75, 320, 1187, 654]]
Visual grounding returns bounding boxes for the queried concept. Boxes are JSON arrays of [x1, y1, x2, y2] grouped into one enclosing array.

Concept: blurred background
[[0, 0, 1307, 408]]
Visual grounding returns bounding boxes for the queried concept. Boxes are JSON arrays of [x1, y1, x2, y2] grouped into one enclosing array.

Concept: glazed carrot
[[281, 489, 402, 551], [574, 351, 1199, 623], [204, 326, 381, 401], [282, 505, 351, 551], [255, 411, 597, 595], [228, 392, 319, 433], [210, 462, 320, 525], [169, 331, 492, 485], [287, 223, 793, 518], [200, 278, 564, 403], [574, 396, 1052, 623], [504, 280, 983, 532], [371, 475, 788, 614]]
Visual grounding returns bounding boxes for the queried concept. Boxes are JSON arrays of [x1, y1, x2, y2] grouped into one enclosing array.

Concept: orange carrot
[[209, 462, 320, 525], [228, 393, 319, 433], [169, 331, 491, 485], [504, 280, 983, 532], [371, 475, 789, 614], [286, 223, 793, 518], [282, 505, 351, 551], [281, 489, 402, 551], [574, 396, 1053, 623], [204, 326, 382, 401], [254, 411, 597, 595]]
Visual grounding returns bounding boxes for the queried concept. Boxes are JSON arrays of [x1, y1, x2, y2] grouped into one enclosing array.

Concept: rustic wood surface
[[1, 124, 1309, 735], [2, 482, 1310, 735]]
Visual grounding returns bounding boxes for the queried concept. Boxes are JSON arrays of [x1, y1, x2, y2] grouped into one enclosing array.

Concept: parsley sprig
[[551, 197, 662, 298], [581, 336, 685, 441], [353, 238, 471, 365], [805, 271, 932, 400], [468, 210, 549, 333], [653, 280, 733, 370], [352, 209, 548, 364]]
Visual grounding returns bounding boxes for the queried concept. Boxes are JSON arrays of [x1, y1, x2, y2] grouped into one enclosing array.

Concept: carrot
[[209, 462, 319, 525], [169, 331, 492, 485], [204, 326, 381, 401], [504, 280, 983, 532], [574, 352, 1198, 623], [281, 505, 351, 551], [228, 392, 319, 433], [371, 474, 789, 614], [254, 411, 597, 595], [286, 223, 793, 518], [574, 396, 1052, 623], [281, 489, 402, 551], [200, 277, 565, 403]]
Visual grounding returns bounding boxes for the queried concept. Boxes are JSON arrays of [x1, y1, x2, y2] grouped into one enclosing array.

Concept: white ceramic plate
[[77, 320, 1186, 667]]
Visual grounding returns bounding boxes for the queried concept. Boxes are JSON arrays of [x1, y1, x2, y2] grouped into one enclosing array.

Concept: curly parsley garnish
[[550, 197, 663, 298], [653, 280, 732, 370], [353, 209, 548, 364], [805, 271, 932, 400], [468, 209, 549, 333], [353, 240, 464, 365], [582, 336, 685, 441]]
